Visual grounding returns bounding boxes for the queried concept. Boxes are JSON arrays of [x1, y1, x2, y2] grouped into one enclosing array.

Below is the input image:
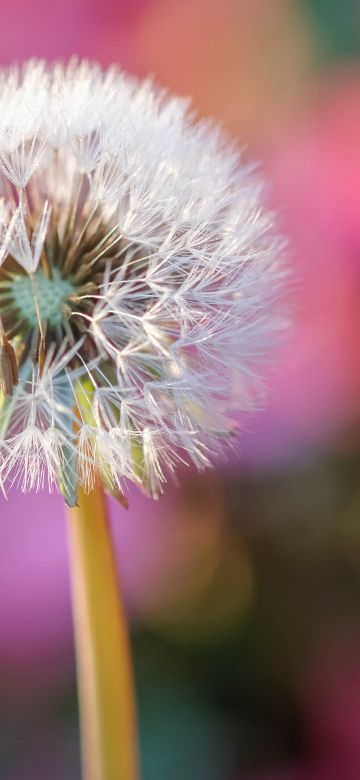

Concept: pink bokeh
[[0, 0, 146, 67], [0, 462, 222, 690], [237, 72, 360, 468], [0, 483, 190, 689]]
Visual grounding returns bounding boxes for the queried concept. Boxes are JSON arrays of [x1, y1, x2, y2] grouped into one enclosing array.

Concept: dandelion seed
[[0, 331, 18, 397], [0, 58, 286, 505]]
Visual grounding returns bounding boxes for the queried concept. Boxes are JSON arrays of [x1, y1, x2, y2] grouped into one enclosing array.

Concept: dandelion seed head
[[0, 58, 287, 504]]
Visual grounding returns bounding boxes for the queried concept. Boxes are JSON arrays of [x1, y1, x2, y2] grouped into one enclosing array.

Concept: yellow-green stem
[[67, 484, 139, 780]]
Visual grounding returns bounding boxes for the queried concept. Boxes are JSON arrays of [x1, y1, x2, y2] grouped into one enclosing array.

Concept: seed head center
[[11, 267, 75, 327]]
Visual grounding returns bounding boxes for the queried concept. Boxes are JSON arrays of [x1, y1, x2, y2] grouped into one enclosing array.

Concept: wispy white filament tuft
[[0, 58, 286, 503]]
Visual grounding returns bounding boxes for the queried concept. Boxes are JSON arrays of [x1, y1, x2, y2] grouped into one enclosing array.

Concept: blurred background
[[0, 1, 360, 777]]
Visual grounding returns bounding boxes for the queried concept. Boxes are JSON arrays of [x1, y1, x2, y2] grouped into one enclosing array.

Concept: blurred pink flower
[[237, 72, 360, 467], [0, 0, 147, 66], [0, 491, 71, 691], [0, 476, 228, 690]]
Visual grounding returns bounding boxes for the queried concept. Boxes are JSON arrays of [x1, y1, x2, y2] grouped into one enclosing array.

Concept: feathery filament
[[0, 59, 286, 504]]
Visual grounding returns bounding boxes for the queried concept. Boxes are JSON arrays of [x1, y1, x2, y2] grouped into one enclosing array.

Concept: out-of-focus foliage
[[303, 0, 360, 61]]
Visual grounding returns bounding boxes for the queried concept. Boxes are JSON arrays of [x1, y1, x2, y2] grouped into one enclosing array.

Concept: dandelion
[[0, 58, 285, 507], [0, 59, 287, 780]]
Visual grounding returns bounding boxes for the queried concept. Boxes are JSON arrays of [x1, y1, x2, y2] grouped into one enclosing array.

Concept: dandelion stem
[[67, 483, 139, 780]]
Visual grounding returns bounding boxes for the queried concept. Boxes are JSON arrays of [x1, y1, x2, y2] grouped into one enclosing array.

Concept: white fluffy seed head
[[0, 58, 287, 504]]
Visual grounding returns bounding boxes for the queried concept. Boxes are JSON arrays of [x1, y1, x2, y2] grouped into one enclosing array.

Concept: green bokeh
[[303, 0, 360, 60]]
